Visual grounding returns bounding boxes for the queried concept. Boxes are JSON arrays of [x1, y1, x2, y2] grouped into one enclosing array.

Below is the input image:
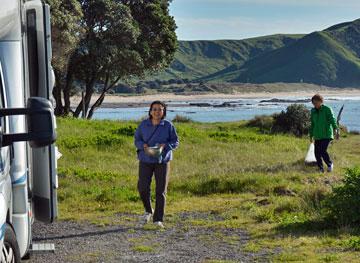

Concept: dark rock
[[189, 103, 212, 107], [260, 98, 310, 103]]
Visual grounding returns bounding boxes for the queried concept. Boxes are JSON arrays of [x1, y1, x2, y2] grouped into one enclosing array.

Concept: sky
[[169, 0, 360, 40]]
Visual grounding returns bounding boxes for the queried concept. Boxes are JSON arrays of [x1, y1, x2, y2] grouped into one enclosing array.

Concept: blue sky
[[169, 0, 360, 40]]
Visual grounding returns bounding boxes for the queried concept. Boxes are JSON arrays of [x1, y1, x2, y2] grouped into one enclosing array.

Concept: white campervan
[[0, 0, 57, 262]]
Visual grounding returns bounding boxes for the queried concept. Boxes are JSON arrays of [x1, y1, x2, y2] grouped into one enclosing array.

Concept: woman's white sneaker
[[141, 212, 153, 223], [327, 163, 334, 172], [153, 221, 164, 228]]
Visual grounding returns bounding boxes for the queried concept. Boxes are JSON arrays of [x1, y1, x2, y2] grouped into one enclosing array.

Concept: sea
[[92, 96, 360, 132]]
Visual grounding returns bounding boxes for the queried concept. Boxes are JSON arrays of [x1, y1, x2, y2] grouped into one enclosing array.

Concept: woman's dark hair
[[311, 94, 324, 103], [148, 101, 167, 119]]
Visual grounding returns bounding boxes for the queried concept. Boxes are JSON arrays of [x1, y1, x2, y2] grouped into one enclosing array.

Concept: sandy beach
[[71, 88, 360, 108]]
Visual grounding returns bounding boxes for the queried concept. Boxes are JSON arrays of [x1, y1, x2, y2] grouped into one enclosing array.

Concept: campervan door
[[24, 1, 57, 223]]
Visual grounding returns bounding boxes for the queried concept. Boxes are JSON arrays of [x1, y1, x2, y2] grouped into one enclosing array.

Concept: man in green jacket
[[309, 94, 339, 173]]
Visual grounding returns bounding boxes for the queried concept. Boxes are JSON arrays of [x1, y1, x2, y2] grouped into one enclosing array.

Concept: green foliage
[[59, 167, 117, 181], [272, 104, 310, 136], [58, 134, 124, 149], [111, 125, 137, 136], [247, 115, 274, 133], [132, 245, 154, 253], [126, 0, 178, 72], [50, 0, 177, 117], [52, 118, 360, 261], [45, 0, 83, 72], [322, 167, 360, 226], [72, 0, 140, 85], [340, 237, 360, 251], [172, 115, 193, 123], [208, 131, 272, 143], [45, 0, 84, 115], [175, 176, 268, 196]]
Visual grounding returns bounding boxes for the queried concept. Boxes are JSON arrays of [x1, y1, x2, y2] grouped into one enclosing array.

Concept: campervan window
[[26, 9, 39, 97]]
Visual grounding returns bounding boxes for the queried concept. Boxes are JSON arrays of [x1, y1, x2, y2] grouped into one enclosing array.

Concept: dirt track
[[27, 212, 273, 263]]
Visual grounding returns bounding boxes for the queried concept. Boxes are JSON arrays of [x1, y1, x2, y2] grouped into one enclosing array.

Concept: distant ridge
[[156, 34, 304, 80], [155, 19, 360, 88]]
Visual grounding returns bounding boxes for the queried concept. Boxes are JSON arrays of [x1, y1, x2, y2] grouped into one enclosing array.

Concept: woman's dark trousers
[[138, 162, 170, 222], [314, 139, 332, 170]]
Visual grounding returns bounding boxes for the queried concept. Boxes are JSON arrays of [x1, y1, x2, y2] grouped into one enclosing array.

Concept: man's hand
[[335, 130, 340, 140], [143, 144, 149, 149]]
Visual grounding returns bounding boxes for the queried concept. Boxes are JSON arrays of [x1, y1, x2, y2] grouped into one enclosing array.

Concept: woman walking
[[134, 101, 179, 228], [309, 94, 339, 173]]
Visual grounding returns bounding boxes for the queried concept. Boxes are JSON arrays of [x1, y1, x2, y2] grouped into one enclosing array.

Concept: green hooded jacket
[[309, 105, 338, 140]]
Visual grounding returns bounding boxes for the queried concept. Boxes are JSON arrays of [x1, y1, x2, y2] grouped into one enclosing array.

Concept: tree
[[66, 0, 178, 118], [71, 0, 141, 118], [45, 0, 83, 115]]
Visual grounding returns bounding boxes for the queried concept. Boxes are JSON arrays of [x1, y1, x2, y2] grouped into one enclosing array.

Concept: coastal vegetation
[[56, 117, 360, 261]]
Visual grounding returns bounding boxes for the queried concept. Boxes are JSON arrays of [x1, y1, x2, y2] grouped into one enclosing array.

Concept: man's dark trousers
[[314, 139, 332, 170]]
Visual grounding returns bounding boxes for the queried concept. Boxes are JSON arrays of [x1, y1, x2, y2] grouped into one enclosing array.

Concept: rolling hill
[[155, 19, 360, 88], [155, 34, 304, 80]]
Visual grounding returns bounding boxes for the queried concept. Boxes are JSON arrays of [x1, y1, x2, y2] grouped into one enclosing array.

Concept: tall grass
[[56, 117, 360, 226], [55, 117, 360, 260]]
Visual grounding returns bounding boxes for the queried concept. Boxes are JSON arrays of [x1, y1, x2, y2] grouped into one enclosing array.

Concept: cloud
[[175, 16, 356, 40], [170, 0, 360, 40], [176, 0, 360, 8]]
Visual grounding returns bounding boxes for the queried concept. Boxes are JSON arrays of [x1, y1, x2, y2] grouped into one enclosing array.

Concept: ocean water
[[93, 96, 360, 132]]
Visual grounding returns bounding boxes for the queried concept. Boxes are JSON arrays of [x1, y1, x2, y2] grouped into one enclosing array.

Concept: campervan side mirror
[[0, 97, 56, 148]]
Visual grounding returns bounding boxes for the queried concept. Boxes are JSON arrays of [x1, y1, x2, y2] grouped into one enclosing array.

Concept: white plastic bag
[[305, 142, 317, 164], [55, 146, 62, 160]]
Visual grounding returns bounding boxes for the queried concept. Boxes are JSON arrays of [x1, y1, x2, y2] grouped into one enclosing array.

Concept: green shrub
[[247, 115, 274, 133], [58, 134, 124, 149], [272, 104, 310, 136], [172, 114, 192, 123], [58, 167, 117, 181], [111, 125, 137, 136], [340, 237, 360, 251], [322, 167, 360, 226], [209, 131, 272, 143]]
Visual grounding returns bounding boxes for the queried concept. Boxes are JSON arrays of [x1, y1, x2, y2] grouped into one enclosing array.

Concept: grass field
[[56, 117, 360, 262]]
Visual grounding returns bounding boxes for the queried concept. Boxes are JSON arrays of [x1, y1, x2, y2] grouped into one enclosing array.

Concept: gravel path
[[26, 212, 272, 263]]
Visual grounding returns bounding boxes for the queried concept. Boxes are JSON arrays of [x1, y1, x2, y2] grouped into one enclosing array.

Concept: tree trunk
[[63, 69, 74, 116], [53, 85, 64, 116], [73, 77, 96, 118], [53, 70, 64, 116], [87, 91, 106, 119], [87, 76, 120, 119]]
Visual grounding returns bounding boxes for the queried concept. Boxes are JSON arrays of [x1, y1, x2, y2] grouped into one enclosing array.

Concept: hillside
[[325, 19, 360, 57], [154, 19, 360, 88], [155, 34, 304, 80], [204, 31, 360, 87]]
